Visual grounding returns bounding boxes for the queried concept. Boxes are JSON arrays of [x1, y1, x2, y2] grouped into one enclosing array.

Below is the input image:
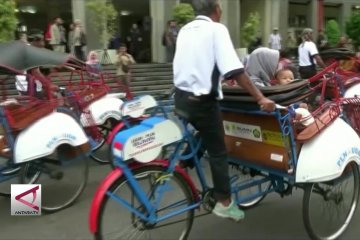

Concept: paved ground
[[1, 158, 360, 240]]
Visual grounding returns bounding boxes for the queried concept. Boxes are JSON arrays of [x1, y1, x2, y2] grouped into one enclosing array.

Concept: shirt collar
[[195, 15, 213, 22]]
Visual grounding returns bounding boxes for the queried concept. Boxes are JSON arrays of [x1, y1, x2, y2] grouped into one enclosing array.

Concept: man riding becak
[[173, 0, 275, 222]]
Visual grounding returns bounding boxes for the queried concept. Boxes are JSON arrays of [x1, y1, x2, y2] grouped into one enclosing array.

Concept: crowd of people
[[44, 17, 87, 61], [226, 25, 358, 90]]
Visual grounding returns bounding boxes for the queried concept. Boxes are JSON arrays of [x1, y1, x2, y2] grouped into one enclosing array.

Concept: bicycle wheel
[[303, 162, 360, 240], [0, 161, 21, 197], [228, 161, 270, 209], [90, 118, 118, 164], [96, 165, 195, 240], [20, 144, 89, 212]]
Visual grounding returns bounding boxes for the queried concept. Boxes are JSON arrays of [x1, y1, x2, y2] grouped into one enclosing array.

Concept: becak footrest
[[112, 116, 182, 163]]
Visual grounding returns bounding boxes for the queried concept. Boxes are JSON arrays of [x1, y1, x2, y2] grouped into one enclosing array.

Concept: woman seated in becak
[[246, 47, 280, 87], [223, 47, 296, 87], [222, 47, 279, 87]]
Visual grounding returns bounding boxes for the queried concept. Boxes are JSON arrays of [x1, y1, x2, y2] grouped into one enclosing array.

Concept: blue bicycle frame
[[107, 106, 299, 224]]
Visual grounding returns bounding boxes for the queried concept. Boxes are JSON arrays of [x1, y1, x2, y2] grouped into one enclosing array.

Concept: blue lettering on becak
[[337, 147, 360, 167], [46, 134, 77, 148]]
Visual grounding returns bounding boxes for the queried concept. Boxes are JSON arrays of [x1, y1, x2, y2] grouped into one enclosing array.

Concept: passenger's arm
[[314, 54, 327, 68]]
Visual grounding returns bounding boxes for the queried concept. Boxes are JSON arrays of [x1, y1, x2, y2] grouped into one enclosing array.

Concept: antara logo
[[11, 184, 41, 216]]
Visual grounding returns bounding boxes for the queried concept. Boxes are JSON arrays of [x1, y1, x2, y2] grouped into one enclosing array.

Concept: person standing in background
[[316, 29, 328, 51], [126, 23, 143, 61], [50, 17, 62, 52], [268, 27, 282, 50], [59, 19, 67, 53], [73, 19, 85, 61], [115, 44, 136, 88], [298, 28, 326, 79], [68, 23, 75, 54], [285, 30, 296, 57], [44, 22, 53, 50], [163, 20, 178, 62]]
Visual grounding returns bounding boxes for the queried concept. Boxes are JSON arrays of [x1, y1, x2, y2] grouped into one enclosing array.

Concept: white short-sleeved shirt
[[298, 41, 319, 67], [268, 34, 282, 50], [173, 15, 244, 99]]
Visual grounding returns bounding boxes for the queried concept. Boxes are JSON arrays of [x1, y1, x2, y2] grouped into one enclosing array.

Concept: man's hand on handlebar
[[258, 97, 276, 112]]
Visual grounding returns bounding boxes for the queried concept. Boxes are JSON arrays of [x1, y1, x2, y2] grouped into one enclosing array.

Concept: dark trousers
[[174, 88, 230, 201], [74, 46, 84, 61], [166, 45, 175, 63], [299, 65, 316, 79]]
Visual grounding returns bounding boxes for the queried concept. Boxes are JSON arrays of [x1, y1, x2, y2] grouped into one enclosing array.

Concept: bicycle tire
[[19, 144, 89, 213], [302, 161, 360, 240], [95, 165, 195, 240], [0, 165, 21, 197]]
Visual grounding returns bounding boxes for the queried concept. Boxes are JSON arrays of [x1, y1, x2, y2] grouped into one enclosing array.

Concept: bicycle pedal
[[202, 190, 216, 212]]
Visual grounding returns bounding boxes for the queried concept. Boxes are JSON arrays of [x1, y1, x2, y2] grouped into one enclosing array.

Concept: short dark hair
[[192, 0, 219, 16]]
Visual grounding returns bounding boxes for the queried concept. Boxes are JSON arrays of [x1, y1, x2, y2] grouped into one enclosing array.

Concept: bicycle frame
[[89, 107, 299, 234]]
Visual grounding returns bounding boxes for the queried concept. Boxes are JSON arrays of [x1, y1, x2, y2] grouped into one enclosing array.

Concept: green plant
[[325, 19, 341, 47], [86, 0, 118, 49], [240, 12, 260, 48], [172, 3, 195, 26], [346, 11, 360, 50], [0, 0, 18, 42]]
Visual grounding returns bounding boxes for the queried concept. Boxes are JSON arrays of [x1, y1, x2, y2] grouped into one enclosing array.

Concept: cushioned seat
[[221, 80, 313, 110]]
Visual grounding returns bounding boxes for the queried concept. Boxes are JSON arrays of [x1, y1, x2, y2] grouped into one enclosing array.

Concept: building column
[[72, 0, 103, 52], [150, 0, 179, 63], [309, 0, 319, 38], [340, 3, 352, 35], [220, 0, 241, 48], [263, 0, 288, 48], [71, 0, 86, 29]]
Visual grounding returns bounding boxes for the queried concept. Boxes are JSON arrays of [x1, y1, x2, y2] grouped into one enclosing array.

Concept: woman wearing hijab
[[86, 51, 102, 79], [246, 47, 280, 87], [298, 28, 326, 79]]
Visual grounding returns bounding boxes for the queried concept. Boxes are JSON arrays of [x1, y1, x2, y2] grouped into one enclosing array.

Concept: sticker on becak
[[113, 117, 182, 163], [121, 95, 157, 118], [223, 120, 263, 142]]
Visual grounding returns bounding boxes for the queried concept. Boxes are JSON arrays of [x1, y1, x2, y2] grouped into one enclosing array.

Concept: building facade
[[15, 0, 360, 63]]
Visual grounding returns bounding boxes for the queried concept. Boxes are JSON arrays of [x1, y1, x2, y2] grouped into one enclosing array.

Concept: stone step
[[103, 63, 172, 70], [0, 63, 174, 98], [111, 69, 172, 74], [129, 80, 172, 86], [0, 75, 173, 87], [133, 89, 170, 96], [130, 84, 173, 92]]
